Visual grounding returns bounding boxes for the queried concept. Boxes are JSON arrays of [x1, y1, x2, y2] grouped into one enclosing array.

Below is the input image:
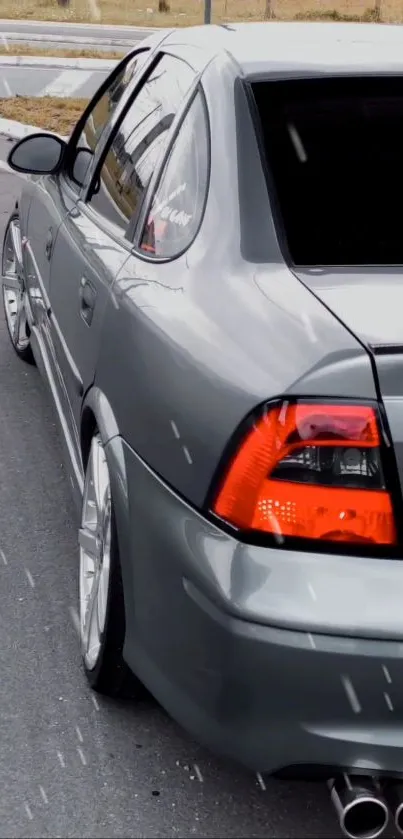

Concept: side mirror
[[7, 132, 66, 175]]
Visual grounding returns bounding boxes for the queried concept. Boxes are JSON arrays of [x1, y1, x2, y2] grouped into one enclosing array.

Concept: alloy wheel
[[79, 434, 112, 671], [2, 217, 30, 353]]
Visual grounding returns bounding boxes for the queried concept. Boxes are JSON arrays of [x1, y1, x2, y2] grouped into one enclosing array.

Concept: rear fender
[[81, 385, 119, 454]]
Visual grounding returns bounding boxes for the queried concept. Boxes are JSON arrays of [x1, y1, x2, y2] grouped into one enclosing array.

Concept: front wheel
[[2, 212, 34, 364], [79, 432, 142, 698]]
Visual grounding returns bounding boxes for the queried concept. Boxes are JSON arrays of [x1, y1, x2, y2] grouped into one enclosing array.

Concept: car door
[[47, 52, 196, 446], [23, 50, 148, 351], [22, 48, 150, 476]]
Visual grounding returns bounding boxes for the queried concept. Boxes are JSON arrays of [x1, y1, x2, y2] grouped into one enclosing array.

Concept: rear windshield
[[251, 76, 403, 266]]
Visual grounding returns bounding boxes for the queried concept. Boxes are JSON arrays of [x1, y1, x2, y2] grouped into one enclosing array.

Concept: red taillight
[[212, 401, 397, 546]]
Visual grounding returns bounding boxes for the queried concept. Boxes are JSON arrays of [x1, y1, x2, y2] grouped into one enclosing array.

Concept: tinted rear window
[[251, 76, 403, 266]]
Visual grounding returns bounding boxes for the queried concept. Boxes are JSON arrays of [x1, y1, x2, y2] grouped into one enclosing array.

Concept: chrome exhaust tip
[[329, 775, 389, 839], [382, 781, 403, 836]]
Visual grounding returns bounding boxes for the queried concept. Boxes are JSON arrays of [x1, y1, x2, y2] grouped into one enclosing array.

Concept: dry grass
[[0, 96, 88, 134], [0, 0, 400, 27], [0, 44, 123, 58]]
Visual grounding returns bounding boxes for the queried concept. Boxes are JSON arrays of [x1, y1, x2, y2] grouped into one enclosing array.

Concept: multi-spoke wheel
[[79, 432, 141, 697], [2, 212, 34, 364]]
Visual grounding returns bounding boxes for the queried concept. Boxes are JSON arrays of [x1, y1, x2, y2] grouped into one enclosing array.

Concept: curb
[[0, 116, 67, 141], [0, 55, 117, 70], [0, 19, 154, 33], [0, 32, 138, 50]]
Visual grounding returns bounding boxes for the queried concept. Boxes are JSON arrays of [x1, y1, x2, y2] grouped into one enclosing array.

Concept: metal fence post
[[204, 0, 212, 24]]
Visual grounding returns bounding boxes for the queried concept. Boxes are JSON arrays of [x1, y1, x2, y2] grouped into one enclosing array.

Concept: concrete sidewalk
[[0, 55, 116, 70], [0, 19, 154, 50], [0, 55, 116, 98], [0, 116, 67, 141]]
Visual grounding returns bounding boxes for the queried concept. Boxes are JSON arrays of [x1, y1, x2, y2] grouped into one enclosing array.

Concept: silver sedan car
[[3, 21, 403, 839]]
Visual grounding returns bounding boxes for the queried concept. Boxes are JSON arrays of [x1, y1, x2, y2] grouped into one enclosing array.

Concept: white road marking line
[[57, 750, 65, 768], [77, 746, 87, 766], [183, 446, 193, 465], [39, 69, 94, 98], [39, 786, 48, 805], [24, 568, 35, 588], [307, 583, 317, 602], [193, 764, 203, 782], [256, 772, 266, 791], [91, 695, 100, 711], [1, 34, 9, 50], [384, 692, 394, 711], [341, 675, 361, 713], [69, 605, 80, 635], [75, 725, 83, 743], [383, 665, 392, 684], [24, 802, 33, 820], [3, 78, 11, 96], [170, 420, 180, 439], [1, 549, 7, 565]]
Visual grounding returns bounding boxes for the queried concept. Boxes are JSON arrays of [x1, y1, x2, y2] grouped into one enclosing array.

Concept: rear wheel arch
[[80, 385, 120, 466], [78, 391, 142, 696], [80, 405, 98, 471], [79, 386, 132, 613]]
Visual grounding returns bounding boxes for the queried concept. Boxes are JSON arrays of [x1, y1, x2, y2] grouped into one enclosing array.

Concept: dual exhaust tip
[[330, 774, 403, 839]]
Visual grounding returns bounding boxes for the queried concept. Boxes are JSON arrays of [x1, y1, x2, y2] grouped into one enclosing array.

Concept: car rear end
[[109, 43, 403, 839], [209, 54, 403, 835]]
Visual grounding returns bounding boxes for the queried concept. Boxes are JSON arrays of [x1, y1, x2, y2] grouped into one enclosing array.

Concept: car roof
[[163, 21, 403, 76]]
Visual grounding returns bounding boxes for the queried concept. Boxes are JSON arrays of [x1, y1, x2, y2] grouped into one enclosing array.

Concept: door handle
[[79, 277, 96, 326], [45, 228, 53, 261]]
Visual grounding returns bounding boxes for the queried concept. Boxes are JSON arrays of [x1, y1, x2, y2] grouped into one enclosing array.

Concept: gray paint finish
[[296, 267, 403, 348], [5, 23, 403, 780], [101, 54, 375, 507], [0, 155, 335, 839]]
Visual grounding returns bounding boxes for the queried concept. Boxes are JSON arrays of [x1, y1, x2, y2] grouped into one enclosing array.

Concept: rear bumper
[[166, 590, 403, 775], [107, 435, 403, 776]]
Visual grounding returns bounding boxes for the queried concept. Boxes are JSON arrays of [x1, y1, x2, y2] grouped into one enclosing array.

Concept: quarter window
[[85, 55, 195, 235], [139, 90, 209, 259]]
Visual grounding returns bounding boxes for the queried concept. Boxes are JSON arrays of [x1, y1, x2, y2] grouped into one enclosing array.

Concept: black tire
[[2, 212, 35, 365], [80, 433, 143, 699]]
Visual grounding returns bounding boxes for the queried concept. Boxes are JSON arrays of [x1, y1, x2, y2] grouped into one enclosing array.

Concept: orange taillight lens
[[212, 402, 396, 546]]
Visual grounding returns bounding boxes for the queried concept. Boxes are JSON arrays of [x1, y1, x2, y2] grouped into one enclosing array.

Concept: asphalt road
[[0, 134, 339, 839]]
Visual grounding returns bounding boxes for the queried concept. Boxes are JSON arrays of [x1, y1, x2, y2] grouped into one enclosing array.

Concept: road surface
[[0, 135, 337, 839], [0, 20, 154, 50]]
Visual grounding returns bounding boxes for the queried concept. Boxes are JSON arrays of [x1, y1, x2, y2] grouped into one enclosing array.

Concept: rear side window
[[251, 76, 403, 266], [139, 90, 209, 258]]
